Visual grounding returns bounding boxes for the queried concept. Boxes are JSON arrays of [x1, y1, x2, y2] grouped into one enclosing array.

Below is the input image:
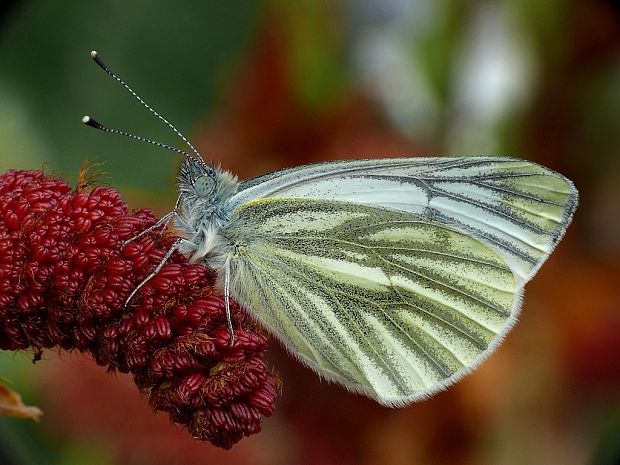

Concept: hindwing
[[222, 198, 519, 405]]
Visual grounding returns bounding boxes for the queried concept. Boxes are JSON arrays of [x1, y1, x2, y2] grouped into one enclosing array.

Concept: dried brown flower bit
[[0, 169, 278, 449], [0, 384, 43, 421]]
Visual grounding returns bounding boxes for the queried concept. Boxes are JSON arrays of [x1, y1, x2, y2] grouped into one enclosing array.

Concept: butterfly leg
[[224, 259, 235, 347], [124, 237, 184, 308], [121, 196, 183, 251]]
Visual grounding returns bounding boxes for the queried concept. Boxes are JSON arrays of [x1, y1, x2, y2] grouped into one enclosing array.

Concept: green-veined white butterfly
[[83, 51, 578, 406]]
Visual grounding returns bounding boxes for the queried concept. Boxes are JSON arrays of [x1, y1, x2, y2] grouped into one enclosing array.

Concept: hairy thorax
[[174, 163, 239, 273]]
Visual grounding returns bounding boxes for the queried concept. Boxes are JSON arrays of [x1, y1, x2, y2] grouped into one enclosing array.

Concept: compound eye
[[195, 175, 216, 198]]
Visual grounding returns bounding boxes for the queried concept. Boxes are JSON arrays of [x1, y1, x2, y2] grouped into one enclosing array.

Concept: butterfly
[[84, 51, 578, 406]]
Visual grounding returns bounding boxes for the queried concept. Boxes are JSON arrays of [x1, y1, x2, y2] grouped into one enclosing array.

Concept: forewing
[[222, 198, 519, 405], [231, 157, 578, 282]]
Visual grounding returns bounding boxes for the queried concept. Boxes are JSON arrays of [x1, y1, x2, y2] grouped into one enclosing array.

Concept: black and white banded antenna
[[81, 115, 191, 157], [83, 50, 203, 162]]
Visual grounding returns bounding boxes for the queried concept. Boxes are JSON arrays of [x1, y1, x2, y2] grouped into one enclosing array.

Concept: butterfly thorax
[[174, 158, 239, 270]]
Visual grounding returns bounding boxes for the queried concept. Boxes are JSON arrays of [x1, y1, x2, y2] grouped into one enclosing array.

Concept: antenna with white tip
[[81, 115, 192, 157], [86, 50, 203, 161]]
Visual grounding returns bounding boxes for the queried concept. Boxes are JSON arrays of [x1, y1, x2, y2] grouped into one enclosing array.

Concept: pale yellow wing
[[222, 198, 518, 406]]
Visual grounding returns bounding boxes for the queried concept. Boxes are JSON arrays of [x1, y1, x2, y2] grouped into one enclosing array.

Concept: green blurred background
[[0, 1, 619, 464]]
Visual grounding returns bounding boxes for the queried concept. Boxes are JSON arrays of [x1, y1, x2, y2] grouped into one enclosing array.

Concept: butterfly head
[[177, 156, 239, 228]]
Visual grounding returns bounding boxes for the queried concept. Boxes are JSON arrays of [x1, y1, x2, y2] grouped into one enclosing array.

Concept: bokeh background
[[0, 1, 619, 464]]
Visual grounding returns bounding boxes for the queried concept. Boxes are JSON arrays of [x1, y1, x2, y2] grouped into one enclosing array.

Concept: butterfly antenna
[[89, 50, 203, 161], [82, 115, 191, 157]]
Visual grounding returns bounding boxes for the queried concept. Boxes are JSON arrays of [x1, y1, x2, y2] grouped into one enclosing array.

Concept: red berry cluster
[[0, 169, 278, 449]]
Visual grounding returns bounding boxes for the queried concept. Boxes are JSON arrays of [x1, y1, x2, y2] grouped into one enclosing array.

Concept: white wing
[[229, 157, 578, 283]]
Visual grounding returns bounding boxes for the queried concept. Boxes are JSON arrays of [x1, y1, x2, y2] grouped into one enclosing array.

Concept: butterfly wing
[[230, 157, 578, 283], [222, 197, 519, 405]]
